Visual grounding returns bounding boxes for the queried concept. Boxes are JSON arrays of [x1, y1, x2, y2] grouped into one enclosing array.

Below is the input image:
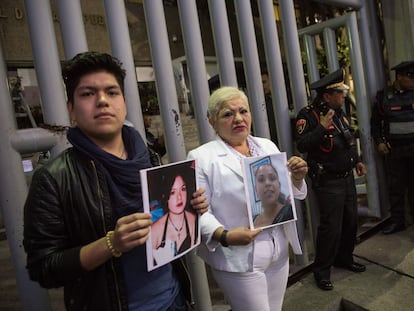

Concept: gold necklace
[[243, 142, 252, 157], [223, 139, 252, 157]]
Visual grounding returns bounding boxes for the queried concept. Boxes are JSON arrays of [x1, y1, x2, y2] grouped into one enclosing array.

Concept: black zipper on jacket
[[90, 160, 124, 310]]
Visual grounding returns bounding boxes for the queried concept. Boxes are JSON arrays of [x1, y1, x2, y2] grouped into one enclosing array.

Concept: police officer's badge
[[296, 119, 306, 134]]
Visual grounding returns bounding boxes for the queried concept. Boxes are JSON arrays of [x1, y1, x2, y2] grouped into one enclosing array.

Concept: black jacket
[[23, 147, 128, 310], [371, 85, 414, 146], [295, 104, 360, 175]]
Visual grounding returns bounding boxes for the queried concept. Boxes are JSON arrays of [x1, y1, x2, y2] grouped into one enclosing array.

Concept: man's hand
[[377, 142, 390, 155], [80, 212, 151, 270], [113, 213, 152, 252], [320, 109, 335, 129]]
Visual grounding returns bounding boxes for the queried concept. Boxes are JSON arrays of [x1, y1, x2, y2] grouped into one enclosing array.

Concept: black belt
[[322, 170, 353, 179]]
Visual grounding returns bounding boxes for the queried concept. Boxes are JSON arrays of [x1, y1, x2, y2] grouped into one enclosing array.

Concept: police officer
[[371, 61, 414, 235], [295, 69, 367, 291]]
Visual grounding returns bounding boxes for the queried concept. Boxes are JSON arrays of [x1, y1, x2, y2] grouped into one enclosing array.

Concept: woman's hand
[[287, 156, 308, 188], [190, 187, 209, 214], [216, 227, 262, 246]]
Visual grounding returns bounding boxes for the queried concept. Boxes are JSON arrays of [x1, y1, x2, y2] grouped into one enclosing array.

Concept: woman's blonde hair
[[208, 86, 249, 122]]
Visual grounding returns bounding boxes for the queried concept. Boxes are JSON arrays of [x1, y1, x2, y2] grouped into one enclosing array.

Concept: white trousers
[[211, 227, 289, 311]]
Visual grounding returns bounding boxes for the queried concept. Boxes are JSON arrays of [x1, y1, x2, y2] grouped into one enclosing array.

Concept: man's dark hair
[[62, 51, 126, 103]]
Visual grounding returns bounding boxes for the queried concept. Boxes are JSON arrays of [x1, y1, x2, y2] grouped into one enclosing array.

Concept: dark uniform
[[265, 94, 278, 144], [261, 72, 279, 144], [371, 61, 414, 234], [295, 69, 366, 290]]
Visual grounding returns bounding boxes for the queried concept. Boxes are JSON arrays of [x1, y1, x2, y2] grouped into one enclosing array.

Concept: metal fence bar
[[178, 0, 215, 144], [208, 0, 238, 87], [0, 35, 52, 311], [104, 0, 145, 137], [234, 0, 270, 139], [55, 0, 88, 59]]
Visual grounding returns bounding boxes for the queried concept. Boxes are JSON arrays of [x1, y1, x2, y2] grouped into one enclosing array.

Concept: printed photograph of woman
[[141, 160, 199, 270], [244, 153, 296, 229]]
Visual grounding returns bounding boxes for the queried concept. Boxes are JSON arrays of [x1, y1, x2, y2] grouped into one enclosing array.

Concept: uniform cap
[[309, 69, 350, 94], [391, 61, 414, 73]]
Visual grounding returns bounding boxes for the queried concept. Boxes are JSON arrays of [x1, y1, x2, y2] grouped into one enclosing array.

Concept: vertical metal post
[[55, 0, 88, 59], [323, 28, 339, 72], [207, 0, 238, 87], [104, 0, 145, 138], [359, 1, 385, 94], [346, 12, 381, 217], [177, 0, 215, 144], [234, 0, 270, 139], [143, 1, 186, 162], [176, 2, 214, 310], [279, 0, 308, 113], [298, 29, 321, 252], [0, 38, 52, 311], [359, 0, 389, 217], [24, 0, 69, 128], [24, 0, 70, 158], [303, 35, 320, 85], [257, 0, 293, 155]]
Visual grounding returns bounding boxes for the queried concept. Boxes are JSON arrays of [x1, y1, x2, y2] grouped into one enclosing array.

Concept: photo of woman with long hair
[[146, 161, 198, 268]]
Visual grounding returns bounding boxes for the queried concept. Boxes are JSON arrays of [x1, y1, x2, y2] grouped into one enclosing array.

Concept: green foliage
[[315, 31, 350, 76], [336, 34, 350, 68]]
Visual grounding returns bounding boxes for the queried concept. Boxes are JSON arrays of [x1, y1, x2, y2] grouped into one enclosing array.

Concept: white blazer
[[187, 135, 307, 272]]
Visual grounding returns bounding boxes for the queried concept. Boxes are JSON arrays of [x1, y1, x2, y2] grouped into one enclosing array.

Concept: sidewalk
[[283, 224, 414, 311]]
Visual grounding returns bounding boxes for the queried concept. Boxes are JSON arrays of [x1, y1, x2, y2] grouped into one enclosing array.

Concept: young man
[[23, 51, 207, 310], [371, 61, 414, 234], [295, 69, 366, 291]]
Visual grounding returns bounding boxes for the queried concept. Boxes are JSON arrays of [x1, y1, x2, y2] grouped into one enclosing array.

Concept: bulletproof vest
[[383, 90, 414, 141]]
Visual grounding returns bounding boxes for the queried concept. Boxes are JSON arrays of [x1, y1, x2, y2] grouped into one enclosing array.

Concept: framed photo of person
[[242, 152, 297, 230], [140, 159, 200, 271]]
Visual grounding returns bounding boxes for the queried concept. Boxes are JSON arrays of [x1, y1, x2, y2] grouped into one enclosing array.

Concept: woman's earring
[[71, 119, 77, 126]]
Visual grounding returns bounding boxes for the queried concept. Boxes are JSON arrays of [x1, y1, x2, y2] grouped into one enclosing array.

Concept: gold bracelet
[[105, 231, 122, 257]]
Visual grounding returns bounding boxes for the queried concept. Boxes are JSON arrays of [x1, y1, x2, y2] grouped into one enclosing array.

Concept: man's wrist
[[106, 231, 122, 257]]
